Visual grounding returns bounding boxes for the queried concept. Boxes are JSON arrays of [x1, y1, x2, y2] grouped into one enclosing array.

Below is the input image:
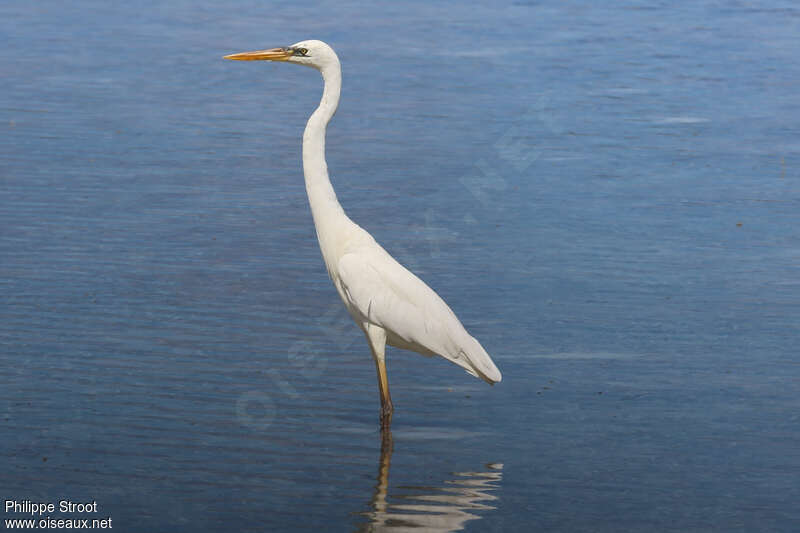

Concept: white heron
[[224, 40, 501, 428]]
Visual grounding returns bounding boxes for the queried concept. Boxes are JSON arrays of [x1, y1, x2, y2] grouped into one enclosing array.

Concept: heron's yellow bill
[[223, 48, 292, 61]]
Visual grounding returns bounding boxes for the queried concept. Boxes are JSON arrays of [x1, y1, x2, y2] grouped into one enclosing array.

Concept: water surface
[[2, 1, 799, 531]]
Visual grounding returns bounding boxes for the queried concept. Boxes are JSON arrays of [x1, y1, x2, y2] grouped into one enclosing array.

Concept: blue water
[[2, 1, 799, 531]]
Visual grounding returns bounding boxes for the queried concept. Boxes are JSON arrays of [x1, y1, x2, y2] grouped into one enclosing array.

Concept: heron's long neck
[[302, 63, 350, 259]]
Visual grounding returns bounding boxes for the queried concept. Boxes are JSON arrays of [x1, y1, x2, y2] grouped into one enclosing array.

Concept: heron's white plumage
[[335, 234, 501, 384], [226, 39, 501, 421]]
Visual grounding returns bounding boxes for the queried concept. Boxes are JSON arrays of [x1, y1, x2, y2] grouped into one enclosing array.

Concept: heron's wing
[[337, 249, 442, 348], [337, 247, 501, 383]]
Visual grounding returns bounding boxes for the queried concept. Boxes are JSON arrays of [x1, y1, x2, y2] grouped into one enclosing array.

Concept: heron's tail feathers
[[455, 336, 502, 385]]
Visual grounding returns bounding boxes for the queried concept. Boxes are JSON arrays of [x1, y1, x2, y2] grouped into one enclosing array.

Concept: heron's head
[[224, 40, 339, 72]]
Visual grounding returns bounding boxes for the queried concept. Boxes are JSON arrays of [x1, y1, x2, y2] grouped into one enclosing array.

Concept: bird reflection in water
[[357, 433, 502, 532]]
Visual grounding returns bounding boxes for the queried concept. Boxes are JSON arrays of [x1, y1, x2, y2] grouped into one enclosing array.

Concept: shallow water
[[2, 1, 799, 531]]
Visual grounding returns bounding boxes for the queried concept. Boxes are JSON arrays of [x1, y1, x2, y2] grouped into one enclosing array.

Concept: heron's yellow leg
[[375, 356, 393, 428], [366, 324, 392, 429]]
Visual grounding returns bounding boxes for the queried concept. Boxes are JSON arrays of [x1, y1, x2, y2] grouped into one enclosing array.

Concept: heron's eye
[[294, 47, 309, 56]]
